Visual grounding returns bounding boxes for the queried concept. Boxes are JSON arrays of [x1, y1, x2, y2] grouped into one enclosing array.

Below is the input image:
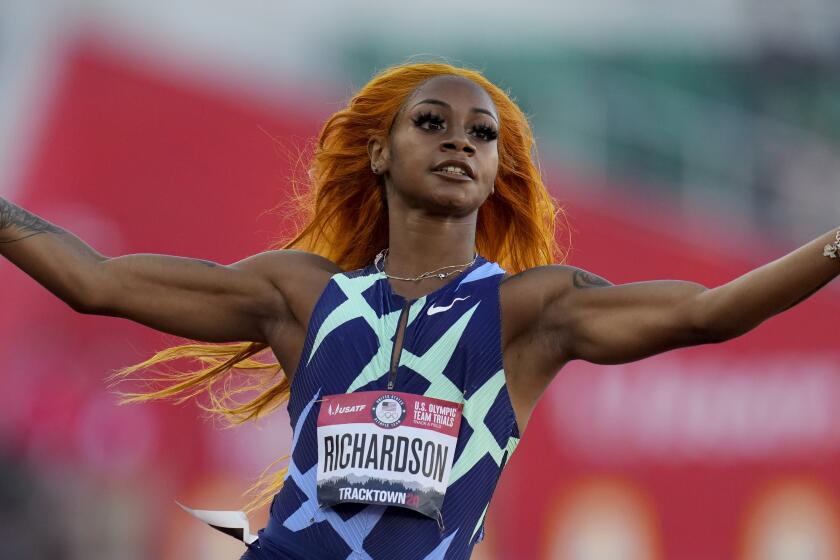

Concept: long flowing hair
[[109, 62, 565, 510]]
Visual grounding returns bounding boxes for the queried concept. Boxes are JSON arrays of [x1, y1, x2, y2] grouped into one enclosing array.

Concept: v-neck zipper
[[382, 256, 481, 391], [387, 299, 413, 391]]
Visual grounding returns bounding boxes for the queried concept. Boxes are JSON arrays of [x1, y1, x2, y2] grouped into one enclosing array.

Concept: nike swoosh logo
[[427, 296, 471, 316]]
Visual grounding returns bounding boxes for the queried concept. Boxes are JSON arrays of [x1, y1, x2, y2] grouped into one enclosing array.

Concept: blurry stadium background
[[1, 1, 840, 559]]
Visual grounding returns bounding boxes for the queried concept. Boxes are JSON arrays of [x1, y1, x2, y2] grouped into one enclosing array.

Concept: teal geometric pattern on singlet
[[256, 256, 520, 560], [316, 268, 520, 490]]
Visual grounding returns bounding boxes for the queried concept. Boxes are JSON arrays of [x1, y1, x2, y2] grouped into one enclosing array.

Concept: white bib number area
[[316, 391, 463, 520]]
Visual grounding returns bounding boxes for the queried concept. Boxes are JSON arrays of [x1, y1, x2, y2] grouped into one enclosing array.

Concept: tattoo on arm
[[0, 199, 65, 243], [572, 269, 613, 289]]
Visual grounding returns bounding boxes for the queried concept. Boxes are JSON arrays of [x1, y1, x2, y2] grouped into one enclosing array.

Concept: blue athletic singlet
[[243, 256, 520, 560]]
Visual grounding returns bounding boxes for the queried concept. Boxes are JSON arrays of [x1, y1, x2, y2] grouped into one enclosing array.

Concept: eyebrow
[[413, 98, 498, 122]]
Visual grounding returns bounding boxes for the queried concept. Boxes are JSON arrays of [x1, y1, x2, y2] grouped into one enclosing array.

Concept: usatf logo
[[372, 394, 406, 429], [327, 403, 366, 416]]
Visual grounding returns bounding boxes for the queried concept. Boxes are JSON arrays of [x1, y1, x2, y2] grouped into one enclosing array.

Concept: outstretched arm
[[539, 228, 840, 365], [0, 197, 331, 343]]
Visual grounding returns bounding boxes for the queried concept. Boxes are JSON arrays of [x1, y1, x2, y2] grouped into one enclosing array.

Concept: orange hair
[[109, 62, 564, 510]]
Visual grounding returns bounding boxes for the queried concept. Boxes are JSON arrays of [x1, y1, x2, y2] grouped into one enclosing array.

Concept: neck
[[384, 203, 477, 281]]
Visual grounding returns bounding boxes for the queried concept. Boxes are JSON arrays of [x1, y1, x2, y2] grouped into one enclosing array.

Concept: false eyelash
[[412, 111, 445, 129], [470, 124, 498, 141], [412, 111, 498, 141]]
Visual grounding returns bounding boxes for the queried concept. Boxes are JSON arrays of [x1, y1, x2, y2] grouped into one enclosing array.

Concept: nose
[[440, 130, 476, 155]]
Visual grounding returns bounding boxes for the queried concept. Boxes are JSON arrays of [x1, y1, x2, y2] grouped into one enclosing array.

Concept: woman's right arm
[[0, 197, 316, 343]]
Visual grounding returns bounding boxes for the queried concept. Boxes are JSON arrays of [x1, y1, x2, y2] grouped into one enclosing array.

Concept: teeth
[[439, 166, 466, 175]]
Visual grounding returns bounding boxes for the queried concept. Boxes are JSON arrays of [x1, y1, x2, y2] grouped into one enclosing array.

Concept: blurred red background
[[1, 35, 839, 560]]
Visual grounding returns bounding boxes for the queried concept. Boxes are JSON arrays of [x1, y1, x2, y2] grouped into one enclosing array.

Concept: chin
[[428, 193, 479, 216]]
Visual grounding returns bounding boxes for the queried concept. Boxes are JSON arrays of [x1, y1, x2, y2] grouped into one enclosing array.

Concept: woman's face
[[371, 75, 500, 216]]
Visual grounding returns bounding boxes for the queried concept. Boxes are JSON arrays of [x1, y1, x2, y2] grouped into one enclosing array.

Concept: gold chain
[[374, 249, 477, 281]]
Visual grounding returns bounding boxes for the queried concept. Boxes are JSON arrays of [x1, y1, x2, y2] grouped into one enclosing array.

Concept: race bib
[[316, 391, 463, 520]]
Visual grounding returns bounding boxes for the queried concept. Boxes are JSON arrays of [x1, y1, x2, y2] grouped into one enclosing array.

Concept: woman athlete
[[1, 63, 839, 560]]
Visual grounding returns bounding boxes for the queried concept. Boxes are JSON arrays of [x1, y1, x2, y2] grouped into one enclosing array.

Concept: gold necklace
[[374, 249, 477, 282]]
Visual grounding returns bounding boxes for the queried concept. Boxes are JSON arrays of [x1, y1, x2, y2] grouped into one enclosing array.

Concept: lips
[[432, 160, 474, 179]]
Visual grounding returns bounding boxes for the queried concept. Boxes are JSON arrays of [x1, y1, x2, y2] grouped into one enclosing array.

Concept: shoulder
[[501, 264, 577, 302], [233, 249, 341, 279], [234, 250, 344, 337], [499, 265, 566, 344], [500, 264, 612, 338], [502, 264, 611, 296], [232, 249, 341, 310]]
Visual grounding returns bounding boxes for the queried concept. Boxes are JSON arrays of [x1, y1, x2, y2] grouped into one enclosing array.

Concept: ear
[[367, 135, 389, 175]]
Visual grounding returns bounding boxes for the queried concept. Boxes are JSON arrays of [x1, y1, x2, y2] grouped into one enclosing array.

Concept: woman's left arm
[[544, 228, 840, 365]]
